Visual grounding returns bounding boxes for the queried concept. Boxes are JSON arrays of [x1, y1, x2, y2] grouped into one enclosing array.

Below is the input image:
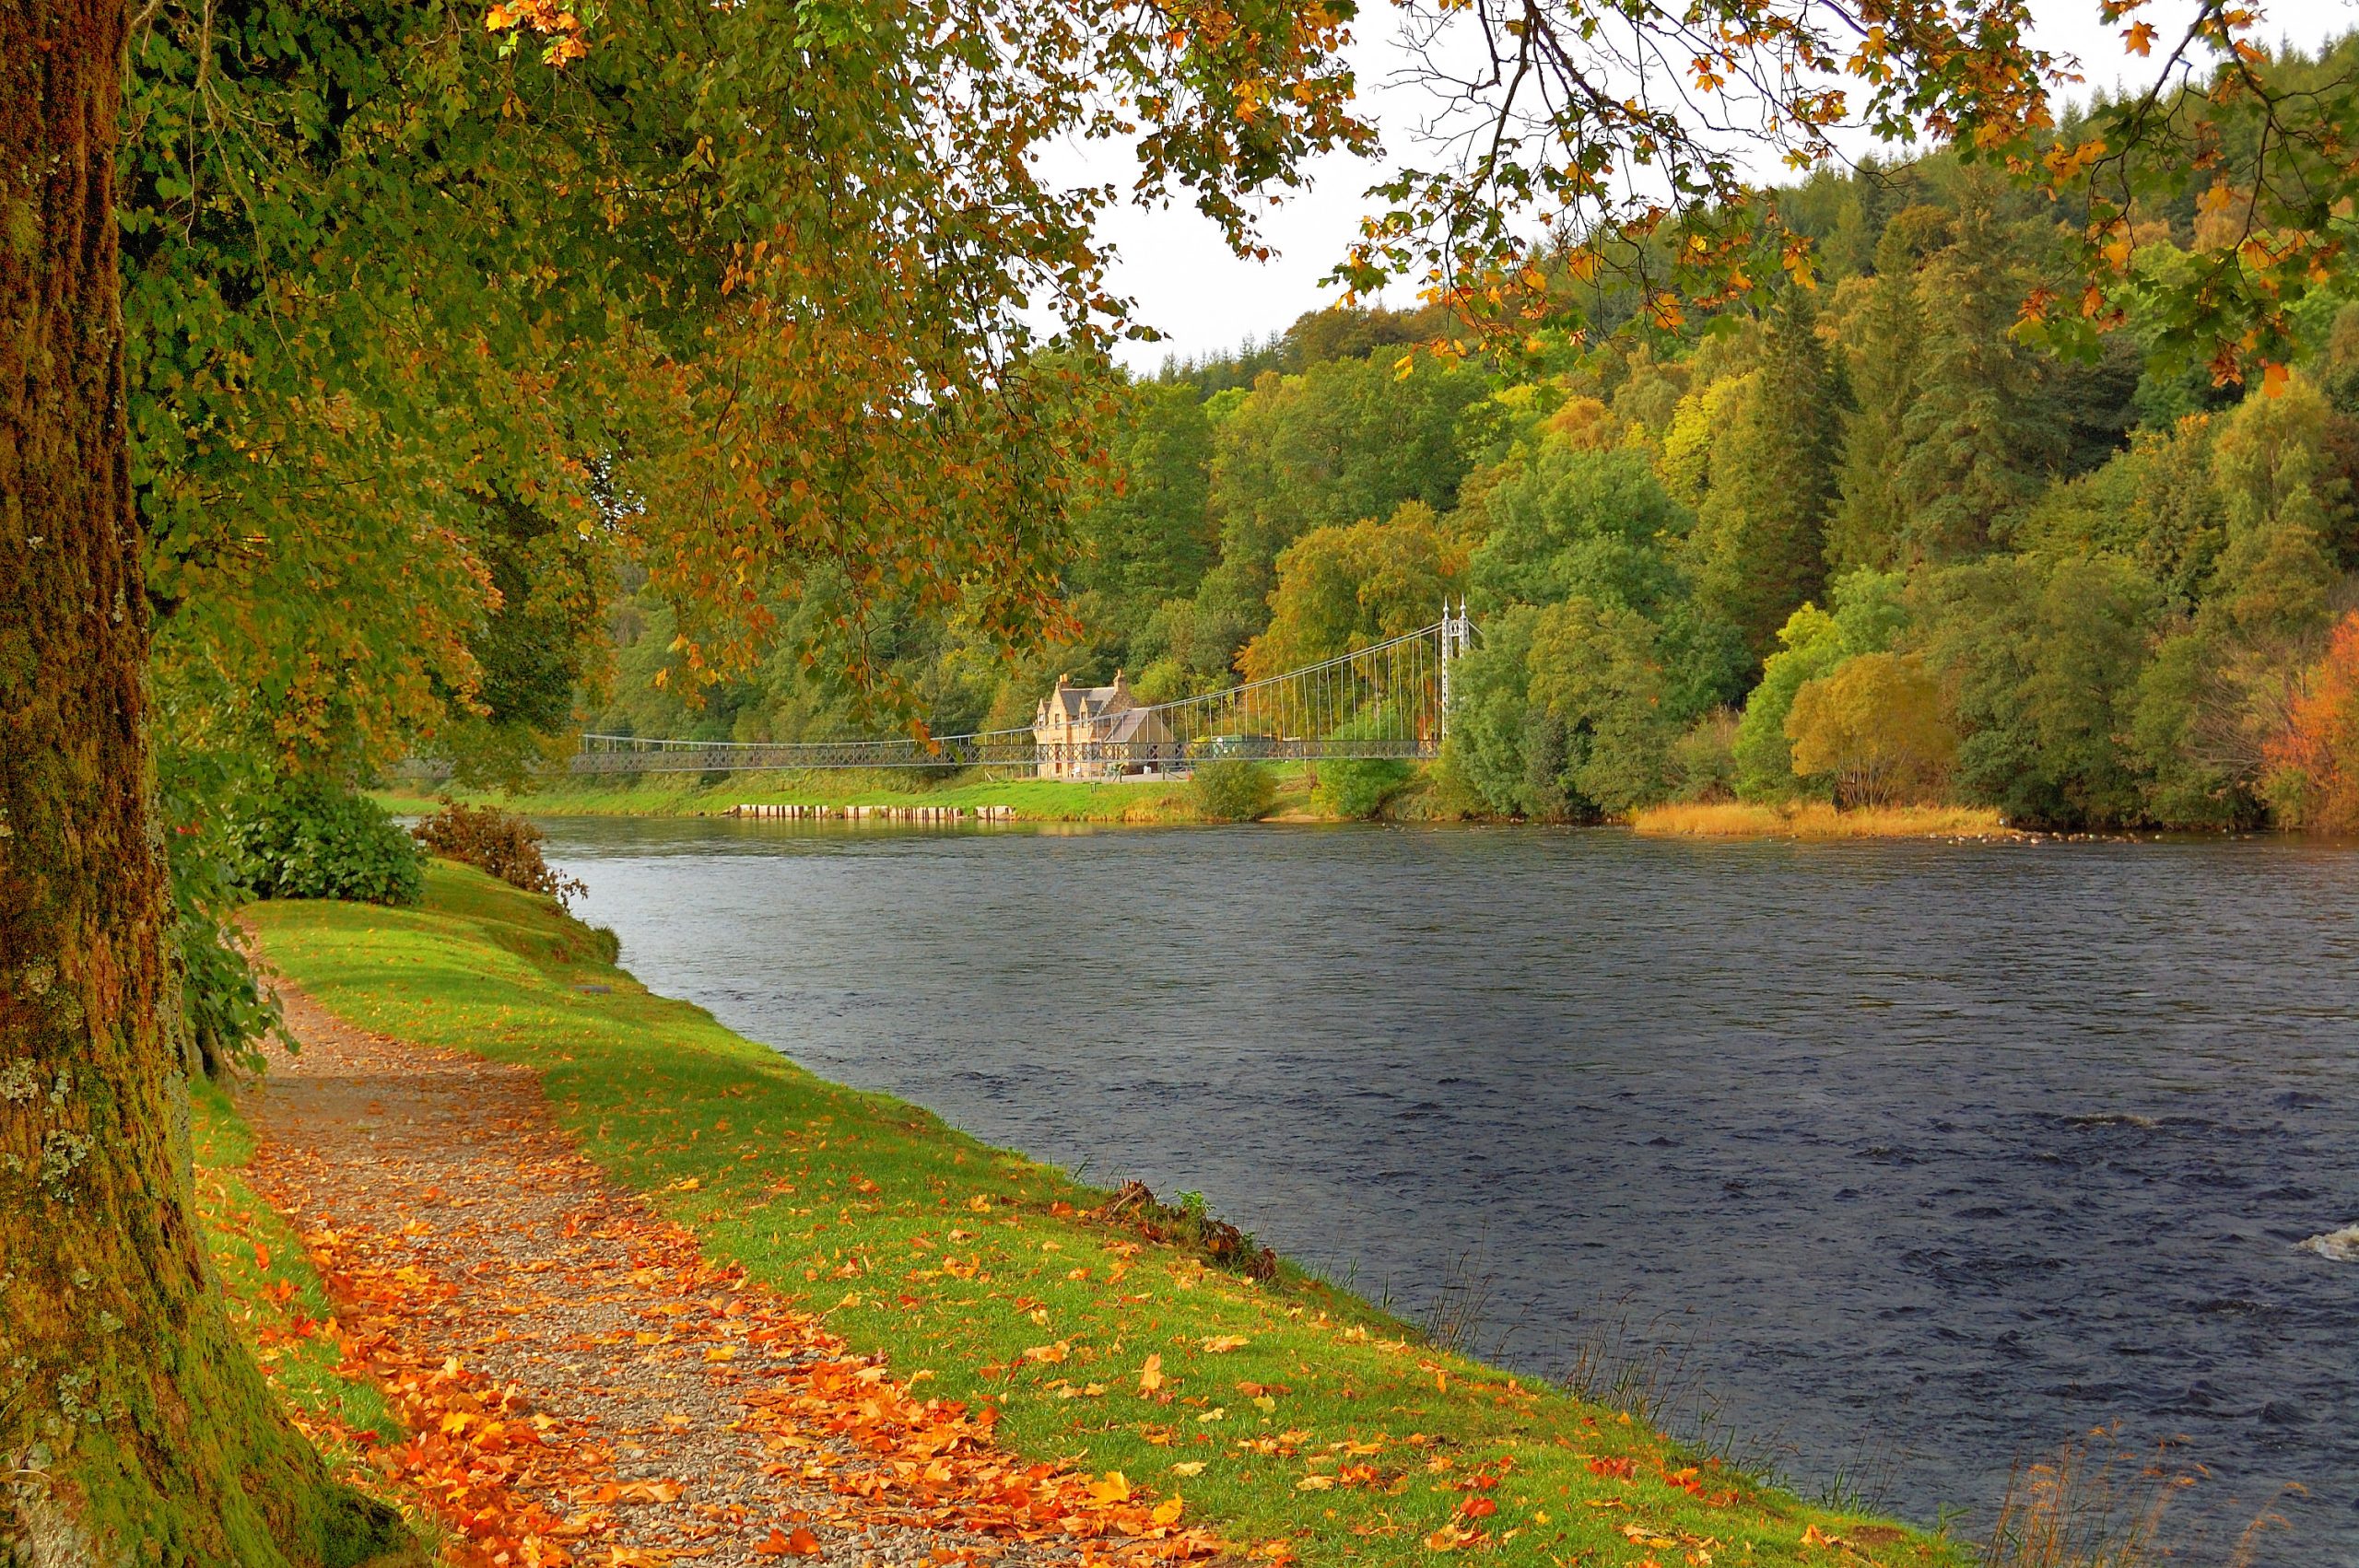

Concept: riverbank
[[377, 768, 2047, 839], [243, 860, 1956, 1565], [373, 766, 1281, 825]]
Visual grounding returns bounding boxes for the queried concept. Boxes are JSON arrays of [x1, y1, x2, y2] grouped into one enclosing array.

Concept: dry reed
[[1980, 1428, 2185, 1568], [1631, 800, 2017, 839]]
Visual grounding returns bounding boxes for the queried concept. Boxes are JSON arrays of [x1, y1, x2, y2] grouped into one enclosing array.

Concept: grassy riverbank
[[373, 766, 1317, 825], [248, 861, 1956, 1566], [377, 770, 2036, 839]]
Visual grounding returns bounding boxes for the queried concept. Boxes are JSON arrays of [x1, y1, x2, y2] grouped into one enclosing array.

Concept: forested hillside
[[592, 42, 2359, 833]]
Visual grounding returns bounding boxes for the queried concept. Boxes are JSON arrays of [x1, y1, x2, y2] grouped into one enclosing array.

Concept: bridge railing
[[572, 730, 1039, 773], [393, 610, 1474, 778], [557, 732, 1441, 776]]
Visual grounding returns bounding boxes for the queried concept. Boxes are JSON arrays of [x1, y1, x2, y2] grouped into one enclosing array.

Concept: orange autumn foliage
[[2265, 611, 2359, 832]]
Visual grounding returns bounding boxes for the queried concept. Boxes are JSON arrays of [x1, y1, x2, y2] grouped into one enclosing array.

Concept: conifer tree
[[1691, 295, 1839, 658], [1825, 206, 1946, 571], [1888, 202, 2062, 559]]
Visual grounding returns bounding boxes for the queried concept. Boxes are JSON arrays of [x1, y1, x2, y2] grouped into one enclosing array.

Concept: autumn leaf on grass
[[1086, 1471, 1133, 1504], [1170, 1460, 1207, 1478], [1200, 1334, 1248, 1353], [1138, 1352, 1164, 1395], [1150, 1497, 1184, 1527], [752, 1525, 822, 1557], [1021, 1341, 1070, 1364]]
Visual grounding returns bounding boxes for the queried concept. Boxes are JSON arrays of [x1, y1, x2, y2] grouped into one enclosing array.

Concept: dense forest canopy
[[593, 38, 2359, 833]]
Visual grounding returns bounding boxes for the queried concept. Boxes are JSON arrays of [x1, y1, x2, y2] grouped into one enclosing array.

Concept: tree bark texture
[[1, 4, 409, 1560]]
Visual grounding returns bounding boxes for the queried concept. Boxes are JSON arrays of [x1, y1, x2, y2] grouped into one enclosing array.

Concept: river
[[542, 818, 2358, 1562]]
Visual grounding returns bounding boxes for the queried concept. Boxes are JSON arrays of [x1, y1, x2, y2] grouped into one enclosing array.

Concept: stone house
[[1032, 670, 1177, 779]]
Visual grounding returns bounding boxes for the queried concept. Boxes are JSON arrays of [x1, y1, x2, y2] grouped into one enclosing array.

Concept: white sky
[[1067, 1, 2358, 373]]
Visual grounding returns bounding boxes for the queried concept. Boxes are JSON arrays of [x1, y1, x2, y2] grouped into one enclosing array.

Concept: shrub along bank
[[249, 860, 1957, 1566]]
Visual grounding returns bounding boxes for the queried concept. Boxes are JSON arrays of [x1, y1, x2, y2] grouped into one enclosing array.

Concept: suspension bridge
[[558, 606, 1475, 778]]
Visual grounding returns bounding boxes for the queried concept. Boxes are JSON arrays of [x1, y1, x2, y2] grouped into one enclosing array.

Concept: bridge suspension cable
[[545, 606, 1474, 776]]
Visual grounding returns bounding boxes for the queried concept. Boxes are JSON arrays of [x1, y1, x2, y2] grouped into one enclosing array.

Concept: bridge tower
[[1438, 599, 1472, 743]]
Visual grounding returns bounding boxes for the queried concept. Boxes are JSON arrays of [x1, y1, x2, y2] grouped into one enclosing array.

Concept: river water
[[542, 819, 2358, 1561]]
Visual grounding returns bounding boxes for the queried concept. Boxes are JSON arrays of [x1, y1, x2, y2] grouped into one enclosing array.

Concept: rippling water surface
[[543, 820, 2358, 1561]]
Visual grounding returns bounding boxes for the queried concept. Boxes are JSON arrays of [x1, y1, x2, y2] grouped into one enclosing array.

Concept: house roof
[[1102, 707, 1161, 743], [1048, 685, 1110, 719], [1039, 672, 1133, 725]]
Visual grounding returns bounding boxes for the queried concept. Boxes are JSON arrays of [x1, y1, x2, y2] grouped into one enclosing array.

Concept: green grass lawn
[[250, 863, 1957, 1566], [369, 759, 1401, 825], [374, 767, 1235, 823]]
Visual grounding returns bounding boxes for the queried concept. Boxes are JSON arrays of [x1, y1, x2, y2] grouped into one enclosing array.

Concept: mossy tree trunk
[[0, 6, 409, 1561]]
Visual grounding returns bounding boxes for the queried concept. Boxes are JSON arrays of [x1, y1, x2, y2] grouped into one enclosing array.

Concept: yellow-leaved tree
[[1785, 652, 1958, 808]]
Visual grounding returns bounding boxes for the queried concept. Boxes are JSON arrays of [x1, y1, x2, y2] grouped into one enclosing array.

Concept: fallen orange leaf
[[751, 1525, 822, 1557]]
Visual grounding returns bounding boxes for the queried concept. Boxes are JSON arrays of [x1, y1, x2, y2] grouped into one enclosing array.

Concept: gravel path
[[240, 983, 1099, 1567]]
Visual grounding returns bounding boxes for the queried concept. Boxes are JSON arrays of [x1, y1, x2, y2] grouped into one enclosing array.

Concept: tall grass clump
[[1633, 801, 2013, 839], [1980, 1429, 2180, 1568]]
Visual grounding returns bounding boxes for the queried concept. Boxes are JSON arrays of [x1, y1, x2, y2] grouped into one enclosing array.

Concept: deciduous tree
[[2264, 611, 2359, 832], [1, 4, 406, 1555], [1240, 503, 1464, 680], [3, 0, 1367, 1551], [1785, 652, 1957, 807]]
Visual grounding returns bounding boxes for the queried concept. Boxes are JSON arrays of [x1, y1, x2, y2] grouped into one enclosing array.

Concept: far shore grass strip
[[1630, 802, 2019, 840], [372, 766, 1257, 824], [372, 760, 1462, 826], [249, 862, 1959, 1567], [376, 769, 2050, 838]]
